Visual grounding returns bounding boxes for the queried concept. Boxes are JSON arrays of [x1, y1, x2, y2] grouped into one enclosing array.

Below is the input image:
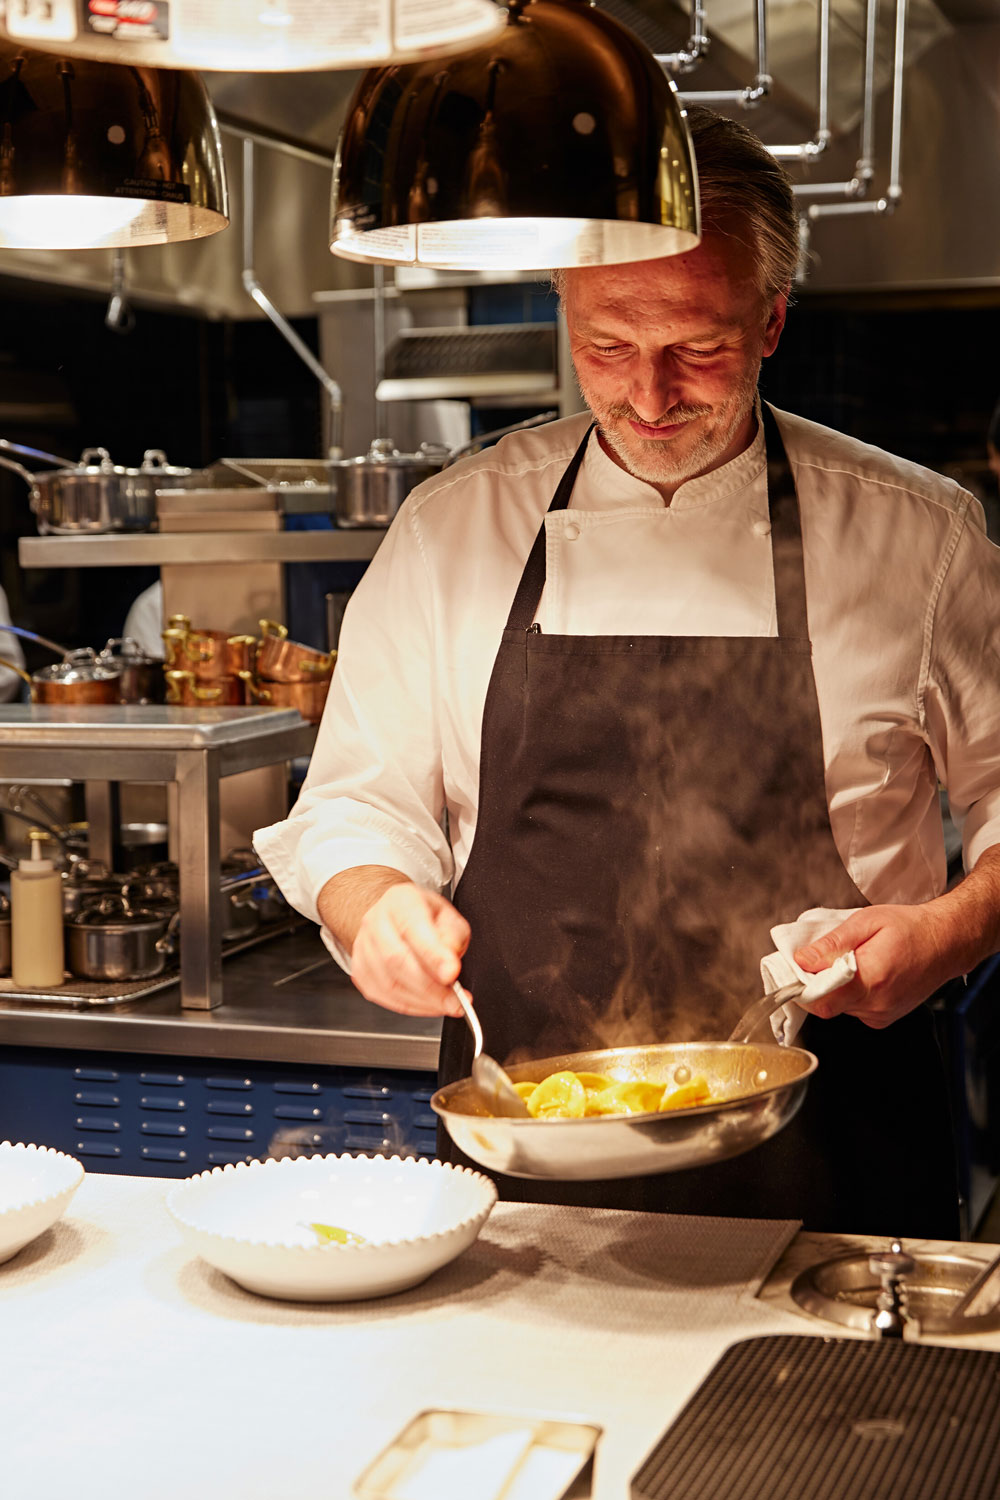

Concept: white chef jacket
[[122, 580, 164, 660], [254, 406, 1000, 958], [0, 586, 26, 702]]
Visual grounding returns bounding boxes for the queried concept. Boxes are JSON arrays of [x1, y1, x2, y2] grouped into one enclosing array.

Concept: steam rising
[[497, 636, 846, 1066]]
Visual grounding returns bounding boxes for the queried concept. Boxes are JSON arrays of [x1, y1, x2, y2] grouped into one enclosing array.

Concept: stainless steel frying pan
[[431, 1041, 817, 1181]]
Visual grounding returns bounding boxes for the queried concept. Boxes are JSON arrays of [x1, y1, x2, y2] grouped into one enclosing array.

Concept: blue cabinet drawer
[[0, 1046, 441, 1179]]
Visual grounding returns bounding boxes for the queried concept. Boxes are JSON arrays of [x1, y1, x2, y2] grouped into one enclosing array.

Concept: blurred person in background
[[121, 579, 164, 661], [0, 584, 27, 700]]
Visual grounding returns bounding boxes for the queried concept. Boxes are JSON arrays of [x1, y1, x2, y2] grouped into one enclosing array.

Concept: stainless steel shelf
[[19, 530, 384, 568], [376, 372, 559, 402], [0, 705, 316, 1013]]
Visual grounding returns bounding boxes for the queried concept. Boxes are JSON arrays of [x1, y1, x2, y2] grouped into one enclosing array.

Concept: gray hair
[[552, 106, 799, 306]]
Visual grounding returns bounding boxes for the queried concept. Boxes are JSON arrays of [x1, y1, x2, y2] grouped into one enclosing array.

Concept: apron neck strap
[[760, 401, 810, 639], [504, 403, 809, 638], [505, 424, 593, 631]]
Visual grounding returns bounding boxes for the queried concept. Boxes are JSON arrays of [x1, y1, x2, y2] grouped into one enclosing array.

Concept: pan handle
[[0, 623, 71, 660], [444, 410, 560, 465], [0, 437, 76, 468], [727, 981, 806, 1045], [0, 653, 31, 685]]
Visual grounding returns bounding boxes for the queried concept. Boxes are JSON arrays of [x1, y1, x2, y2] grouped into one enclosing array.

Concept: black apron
[[440, 404, 959, 1239]]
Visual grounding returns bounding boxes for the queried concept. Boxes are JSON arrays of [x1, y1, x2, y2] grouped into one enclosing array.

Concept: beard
[[580, 366, 760, 489]]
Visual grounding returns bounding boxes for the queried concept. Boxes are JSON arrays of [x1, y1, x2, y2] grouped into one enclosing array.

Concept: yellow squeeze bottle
[[11, 830, 64, 989]]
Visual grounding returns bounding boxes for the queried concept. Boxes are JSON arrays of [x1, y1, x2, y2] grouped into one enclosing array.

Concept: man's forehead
[[564, 238, 766, 331]]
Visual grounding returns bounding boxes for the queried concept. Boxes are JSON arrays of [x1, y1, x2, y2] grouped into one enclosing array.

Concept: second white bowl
[[166, 1152, 497, 1302]]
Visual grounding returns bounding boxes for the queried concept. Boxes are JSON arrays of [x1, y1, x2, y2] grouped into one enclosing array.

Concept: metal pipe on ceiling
[[655, 0, 711, 74], [806, 0, 908, 224], [240, 135, 344, 458], [676, 0, 771, 107]]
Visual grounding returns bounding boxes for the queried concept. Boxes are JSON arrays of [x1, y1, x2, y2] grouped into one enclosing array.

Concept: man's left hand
[[793, 904, 956, 1028], [794, 846, 1000, 1029]]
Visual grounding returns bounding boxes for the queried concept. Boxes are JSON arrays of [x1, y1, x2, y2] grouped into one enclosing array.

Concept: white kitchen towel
[[761, 907, 860, 1044]]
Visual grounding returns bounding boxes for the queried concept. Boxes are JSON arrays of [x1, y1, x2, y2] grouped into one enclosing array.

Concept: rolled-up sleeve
[[253, 499, 454, 932], [922, 496, 1000, 870]]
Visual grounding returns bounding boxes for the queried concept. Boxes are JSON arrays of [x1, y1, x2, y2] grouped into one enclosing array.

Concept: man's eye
[[678, 346, 721, 359], [593, 344, 629, 356]]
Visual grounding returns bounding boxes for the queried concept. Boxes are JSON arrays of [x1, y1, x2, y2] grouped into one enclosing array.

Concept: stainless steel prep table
[[0, 703, 314, 1010]]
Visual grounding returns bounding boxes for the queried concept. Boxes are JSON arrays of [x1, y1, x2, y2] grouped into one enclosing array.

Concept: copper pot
[[255, 619, 334, 683], [29, 649, 122, 704], [165, 670, 247, 707], [240, 673, 331, 724], [185, 628, 259, 680]]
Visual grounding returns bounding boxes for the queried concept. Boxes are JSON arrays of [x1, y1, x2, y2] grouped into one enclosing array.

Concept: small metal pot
[[66, 900, 172, 981], [330, 438, 449, 529], [221, 888, 260, 942], [328, 414, 560, 530], [255, 620, 334, 682], [0, 441, 194, 534], [61, 860, 124, 918], [97, 638, 166, 705], [29, 649, 122, 705]]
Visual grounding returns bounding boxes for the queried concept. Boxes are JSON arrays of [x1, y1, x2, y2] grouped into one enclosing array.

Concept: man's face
[[563, 231, 787, 495]]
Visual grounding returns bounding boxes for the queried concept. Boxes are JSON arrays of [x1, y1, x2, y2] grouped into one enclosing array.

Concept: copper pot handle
[[299, 654, 335, 675], [164, 669, 193, 704], [258, 619, 288, 640], [237, 670, 270, 703], [184, 633, 216, 664]]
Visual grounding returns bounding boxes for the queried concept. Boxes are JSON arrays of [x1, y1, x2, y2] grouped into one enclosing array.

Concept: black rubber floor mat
[[631, 1334, 1000, 1500]]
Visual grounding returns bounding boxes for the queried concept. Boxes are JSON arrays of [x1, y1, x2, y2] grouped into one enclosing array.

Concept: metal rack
[[18, 530, 382, 568], [0, 705, 314, 1011]]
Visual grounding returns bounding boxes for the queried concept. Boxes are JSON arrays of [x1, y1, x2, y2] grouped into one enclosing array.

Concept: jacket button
[[752, 518, 772, 537], [564, 521, 581, 540]]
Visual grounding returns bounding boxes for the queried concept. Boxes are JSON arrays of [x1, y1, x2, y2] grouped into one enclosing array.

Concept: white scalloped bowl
[[166, 1152, 498, 1302], [0, 1141, 85, 1265]]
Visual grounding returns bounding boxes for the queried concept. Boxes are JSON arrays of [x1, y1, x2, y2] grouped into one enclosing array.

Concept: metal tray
[[354, 1408, 601, 1500]]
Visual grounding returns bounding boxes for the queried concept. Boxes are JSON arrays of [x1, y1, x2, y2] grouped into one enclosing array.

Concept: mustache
[[602, 400, 713, 425]]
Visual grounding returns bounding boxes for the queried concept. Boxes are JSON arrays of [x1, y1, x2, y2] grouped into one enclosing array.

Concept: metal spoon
[[452, 981, 529, 1118], [727, 980, 806, 1044]]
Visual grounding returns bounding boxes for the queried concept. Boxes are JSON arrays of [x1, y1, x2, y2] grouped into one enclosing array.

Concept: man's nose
[[628, 353, 682, 421]]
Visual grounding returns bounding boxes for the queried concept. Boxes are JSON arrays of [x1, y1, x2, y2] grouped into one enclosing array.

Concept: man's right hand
[[317, 866, 469, 1018]]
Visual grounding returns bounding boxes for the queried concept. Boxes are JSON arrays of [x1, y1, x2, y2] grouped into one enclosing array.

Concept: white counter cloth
[[0, 1171, 807, 1500], [253, 407, 1000, 972], [761, 907, 861, 1044]]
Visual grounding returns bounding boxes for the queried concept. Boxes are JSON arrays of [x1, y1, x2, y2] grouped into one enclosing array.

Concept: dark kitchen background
[[1, 274, 998, 668], [0, 275, 328, 666]]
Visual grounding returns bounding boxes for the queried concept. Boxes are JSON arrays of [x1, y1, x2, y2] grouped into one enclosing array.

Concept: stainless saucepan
[[331, 411, 559, 528], [431, 1041, 817, 1181], [0, 440, 193, 534]]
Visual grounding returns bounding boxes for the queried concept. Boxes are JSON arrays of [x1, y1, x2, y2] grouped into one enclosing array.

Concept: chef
[[255, 107, 1000, 1238]]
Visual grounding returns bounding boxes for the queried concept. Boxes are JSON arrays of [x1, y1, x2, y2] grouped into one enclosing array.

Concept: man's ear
[[761, 289, 789, 358]]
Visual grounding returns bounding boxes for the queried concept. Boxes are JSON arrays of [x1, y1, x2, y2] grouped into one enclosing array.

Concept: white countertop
[[2, 1172, 998, 1500]]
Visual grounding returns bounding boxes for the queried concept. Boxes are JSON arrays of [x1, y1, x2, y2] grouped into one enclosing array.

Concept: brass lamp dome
[[0, 43, 228, 248], [330, 0, 700, 272]]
